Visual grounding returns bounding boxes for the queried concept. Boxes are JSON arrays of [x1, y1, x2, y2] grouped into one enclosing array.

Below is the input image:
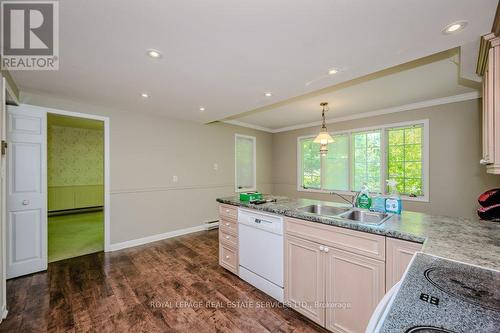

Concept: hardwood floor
[[1, 229, 328, 332]]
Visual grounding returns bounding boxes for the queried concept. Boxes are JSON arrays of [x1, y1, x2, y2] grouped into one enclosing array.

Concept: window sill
[[297, 187, 429, 203]]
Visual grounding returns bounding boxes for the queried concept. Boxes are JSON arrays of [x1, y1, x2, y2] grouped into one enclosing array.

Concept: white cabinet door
[[324, 248, 385, 333], [6, 106, 47, 278]]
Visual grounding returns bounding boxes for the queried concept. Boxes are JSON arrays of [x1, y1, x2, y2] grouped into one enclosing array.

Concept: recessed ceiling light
[[146, 49, 162, 58], [264, 92, 272, 97], [199, 107, 205, 112], [328, 68, 338, 75], [442, 21, 467, 34], [141, 93, 149, 98]]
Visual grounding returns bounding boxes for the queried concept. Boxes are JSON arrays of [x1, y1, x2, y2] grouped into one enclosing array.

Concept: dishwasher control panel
[[238, 208, 283, 235]]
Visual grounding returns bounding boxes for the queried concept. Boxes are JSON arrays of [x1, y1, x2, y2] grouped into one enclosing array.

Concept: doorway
[[5, 104, 110, 279], [47, 114, 104, 262]]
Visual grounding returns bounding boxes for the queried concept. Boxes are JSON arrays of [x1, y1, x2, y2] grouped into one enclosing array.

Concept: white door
[[0, 78, 7, 317], [6, 106, 47, 278]]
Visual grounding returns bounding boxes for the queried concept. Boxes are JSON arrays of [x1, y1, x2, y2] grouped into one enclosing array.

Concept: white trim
[[18, 104, 112, 252], [297, 119, 430, 202], [235, 133, 257, 193], [225, 92, 479, 134], [223, 120, 274, 133], [108, 224, 209, 252], [1, 304, 7, 322]]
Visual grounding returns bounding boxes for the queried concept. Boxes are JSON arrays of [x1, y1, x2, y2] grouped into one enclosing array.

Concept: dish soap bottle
[[386, 179, 402, 214], [371, 193, 386, 213], [356, 184, 372, 209]]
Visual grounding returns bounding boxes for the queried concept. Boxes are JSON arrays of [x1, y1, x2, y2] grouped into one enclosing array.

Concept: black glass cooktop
[[424, 265, 500, 311], [406, 327, 457, 333]]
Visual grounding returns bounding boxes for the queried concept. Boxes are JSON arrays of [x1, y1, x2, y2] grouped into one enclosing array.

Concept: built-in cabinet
[[284, 217, 386, 332], [386, 237, 422, 291], [478, 33, 500, 174], [218, 204, 239, 275], [217, 205, 423, 333]]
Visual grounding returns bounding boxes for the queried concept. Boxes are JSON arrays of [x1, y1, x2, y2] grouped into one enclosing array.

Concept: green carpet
[[48, 211, 104, 263]]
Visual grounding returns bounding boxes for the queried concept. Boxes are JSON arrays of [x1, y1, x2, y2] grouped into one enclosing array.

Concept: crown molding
[[222, 119, 274, 132], [224, 92, 480, 134]]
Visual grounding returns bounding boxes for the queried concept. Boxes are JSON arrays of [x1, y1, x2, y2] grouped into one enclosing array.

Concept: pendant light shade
[[314, 102, 333, 155]]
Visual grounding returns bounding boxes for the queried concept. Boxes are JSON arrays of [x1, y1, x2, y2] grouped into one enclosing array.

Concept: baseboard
[[1, 304, 7, 322], [108, 223, 214, 252]]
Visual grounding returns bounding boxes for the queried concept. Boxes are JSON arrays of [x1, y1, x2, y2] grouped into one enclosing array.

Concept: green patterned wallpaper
[[48, 125, 104, 187]]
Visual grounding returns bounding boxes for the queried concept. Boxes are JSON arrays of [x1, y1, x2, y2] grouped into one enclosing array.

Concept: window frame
[[297, 119, 429, 202], [235, 134, 257, 193]]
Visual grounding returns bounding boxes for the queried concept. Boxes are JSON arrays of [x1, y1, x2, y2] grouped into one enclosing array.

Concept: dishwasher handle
[[254, 218, 273, 225]]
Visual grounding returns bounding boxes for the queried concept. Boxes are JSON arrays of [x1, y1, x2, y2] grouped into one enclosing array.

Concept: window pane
[[300, 138, 321, 188], [235, 136, 255, 190], [352, 131, 381, 191], [324, 134, 349, 191], [387, 125, 423, 196]]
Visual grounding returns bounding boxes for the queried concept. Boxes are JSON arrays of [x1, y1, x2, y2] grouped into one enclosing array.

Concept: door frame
[[20, 104, 111, 252]]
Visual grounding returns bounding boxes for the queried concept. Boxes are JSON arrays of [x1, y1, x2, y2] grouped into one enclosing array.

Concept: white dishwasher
[[238, 208, 284, 302]]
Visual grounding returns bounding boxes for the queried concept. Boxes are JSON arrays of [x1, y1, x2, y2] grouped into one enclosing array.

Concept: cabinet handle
[[324, 247, 329, 253], [319, 245, 325, 252]]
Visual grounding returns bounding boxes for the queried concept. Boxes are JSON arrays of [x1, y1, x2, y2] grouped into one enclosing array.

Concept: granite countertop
[[216, 195, 500, 271]]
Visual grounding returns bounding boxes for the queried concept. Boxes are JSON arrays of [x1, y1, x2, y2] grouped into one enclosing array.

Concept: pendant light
[[313, 102, 334, 156]]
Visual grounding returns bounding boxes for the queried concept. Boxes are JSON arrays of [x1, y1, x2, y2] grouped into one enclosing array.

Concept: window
[[387, 125, 423, 196], [297, 120, 428, 200], [300, 138, 321, 188], [352, 131, 381, 191], [235, 134, 256, 192], [324, 134, 349, 191]]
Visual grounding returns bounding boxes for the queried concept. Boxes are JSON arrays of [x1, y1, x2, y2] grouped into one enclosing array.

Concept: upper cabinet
[[478, 33, 500, 174]]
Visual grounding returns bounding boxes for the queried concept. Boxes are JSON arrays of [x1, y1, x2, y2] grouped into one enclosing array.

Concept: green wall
[[48, 124, 104, 187]]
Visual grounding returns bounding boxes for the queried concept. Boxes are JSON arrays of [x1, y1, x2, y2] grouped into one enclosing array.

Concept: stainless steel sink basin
[[339, 210, 392, 225], [297, 204, 351, 216]]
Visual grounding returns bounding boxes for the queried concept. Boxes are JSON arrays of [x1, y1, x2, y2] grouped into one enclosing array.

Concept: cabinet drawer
[[220, 218, 238, 235], [219, 204, 238, 220], [219, 229, 238, 247], [219, 244, 238, 274], [285, 217, 385, 261]]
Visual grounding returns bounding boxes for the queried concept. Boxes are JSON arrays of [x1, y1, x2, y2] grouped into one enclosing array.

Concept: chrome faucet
[[330, 191, 360, 208]]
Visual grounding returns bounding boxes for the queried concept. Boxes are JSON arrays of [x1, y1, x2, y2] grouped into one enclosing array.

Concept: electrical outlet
[[213, 163, 218, 171], [172, 175, 178, 182]]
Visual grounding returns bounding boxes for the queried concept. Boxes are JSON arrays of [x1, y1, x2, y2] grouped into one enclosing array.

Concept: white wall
[[21, 92, 273, 245]]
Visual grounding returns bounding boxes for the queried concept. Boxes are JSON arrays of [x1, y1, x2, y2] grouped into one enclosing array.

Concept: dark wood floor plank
[[0, 230, 328, 333]]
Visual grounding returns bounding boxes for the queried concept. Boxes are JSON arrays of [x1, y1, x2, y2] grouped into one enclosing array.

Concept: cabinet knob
[[324, 247, 329, 253], [225, 222, 230, 226], [225, 209, 230, 213], [22, 200, 30, 206], [225, 235, 230, 239], [225, 255, 230, 259], [319, 245, 325, 251]]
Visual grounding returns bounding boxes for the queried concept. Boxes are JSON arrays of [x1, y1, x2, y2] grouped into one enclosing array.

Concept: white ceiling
[[229, 50, 479, 131], [11, 0, 497, 124]]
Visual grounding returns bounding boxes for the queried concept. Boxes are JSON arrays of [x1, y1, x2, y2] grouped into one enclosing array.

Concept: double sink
[[297, 204, 392, 225]]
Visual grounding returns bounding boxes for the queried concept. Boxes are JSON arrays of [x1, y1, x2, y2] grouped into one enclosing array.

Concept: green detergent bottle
[[356, 184, 372, 209]]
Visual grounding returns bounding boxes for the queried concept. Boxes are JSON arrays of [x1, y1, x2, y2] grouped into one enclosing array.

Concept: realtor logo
[[1, 1, 59, 70]]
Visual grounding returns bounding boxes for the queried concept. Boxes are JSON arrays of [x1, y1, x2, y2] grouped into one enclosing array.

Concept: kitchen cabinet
[[218, 204, 239, 275], [325, 248, 385, 333], [386, 238, 422, 291], [284, 234, 325, 325], [478, 34, 500, 174], [284, 217, 385, 333]]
